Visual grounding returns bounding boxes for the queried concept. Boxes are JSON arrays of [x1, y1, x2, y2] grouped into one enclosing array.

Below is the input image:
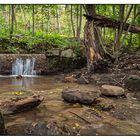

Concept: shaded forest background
[[0, 4, 139, 56]]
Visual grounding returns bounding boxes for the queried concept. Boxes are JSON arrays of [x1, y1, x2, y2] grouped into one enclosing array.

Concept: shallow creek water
[[1, 75, 140, 135]]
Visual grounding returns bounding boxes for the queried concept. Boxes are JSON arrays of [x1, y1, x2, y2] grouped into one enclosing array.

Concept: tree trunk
[[9, 5, 11, 32], [115, 4, 125, 55], [138, 6, 140, 47], [115, 5, 133, 62], [10, 5, 14, 41], [84, 5, 102, 73], [56, 6, 60, 33], [77, 5, 82, 40], [76, 5, 79, 38], [46, 6, 50, 33], [13, 5, 17, 30], [20, 5, 27, 31], [32, 5, 35, 36], [41, 5, 44, 31], [112, 5, 115, 15], [71, 5, 75, 37], [129, 5, 137, 47]]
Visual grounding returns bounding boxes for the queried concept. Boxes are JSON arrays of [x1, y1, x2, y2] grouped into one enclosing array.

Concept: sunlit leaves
[[11, 91, 24, 95]]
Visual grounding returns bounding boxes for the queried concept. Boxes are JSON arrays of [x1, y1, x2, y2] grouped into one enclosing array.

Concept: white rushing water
[[12, 58, 36, 76]]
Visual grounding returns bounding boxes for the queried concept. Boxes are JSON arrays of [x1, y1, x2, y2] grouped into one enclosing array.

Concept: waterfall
[[12, 58, 36, 76]]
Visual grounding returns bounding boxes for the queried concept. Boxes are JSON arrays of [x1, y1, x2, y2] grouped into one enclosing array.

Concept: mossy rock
[[124, 75, 140, 91]]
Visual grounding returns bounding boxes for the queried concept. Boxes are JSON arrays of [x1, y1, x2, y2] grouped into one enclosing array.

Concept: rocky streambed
[[0, 74, 140, 136]]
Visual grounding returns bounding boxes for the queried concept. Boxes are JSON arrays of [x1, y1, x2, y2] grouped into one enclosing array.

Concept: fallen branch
[[69, 111, 91, 124], [109, 77, 122, 87], [83, 14, 140, 33]]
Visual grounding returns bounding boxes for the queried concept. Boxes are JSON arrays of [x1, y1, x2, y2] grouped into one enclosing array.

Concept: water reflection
[[12, 77, 34, 91]]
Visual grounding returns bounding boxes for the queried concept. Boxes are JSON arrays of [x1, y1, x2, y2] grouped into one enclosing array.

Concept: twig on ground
[[69, 111, 91, 124]]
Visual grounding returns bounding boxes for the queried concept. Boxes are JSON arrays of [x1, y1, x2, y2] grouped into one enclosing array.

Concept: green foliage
[[0, 4, 139, 55], [7, 46, 19, 53]]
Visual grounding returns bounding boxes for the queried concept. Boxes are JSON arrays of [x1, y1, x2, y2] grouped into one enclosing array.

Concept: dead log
[[84, 14, 140, 33], [0, 95, 44, 115]]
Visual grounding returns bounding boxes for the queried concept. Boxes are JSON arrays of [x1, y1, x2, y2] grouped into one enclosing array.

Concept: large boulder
[[124, 75, 140, 91], [62, 88, 100, 105], [101, 85, 125, 97]]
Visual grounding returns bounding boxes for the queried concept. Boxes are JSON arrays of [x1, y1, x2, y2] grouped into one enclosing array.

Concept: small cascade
[[12, 58, 36, 76]]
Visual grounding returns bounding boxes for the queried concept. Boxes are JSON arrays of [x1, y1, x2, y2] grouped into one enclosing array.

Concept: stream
[[1, 75, 140, 135]]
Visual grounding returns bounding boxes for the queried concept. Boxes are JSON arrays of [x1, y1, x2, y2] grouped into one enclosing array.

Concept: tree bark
[[71, 5, 75, 37], [56, 5, 60, 33], [46, 6, 50, 33], [77, 5, 82, 40], [9, 5, 11, 32], [115, 4, 125, 54], [41, 5, 44, 31], [32, 5, 35, 36], [84, 4, 102, 73], [115, 5, 133, 62], [20, 5, 27, 31], [129, 5, 137, 47], [10, 5, 14, 41], [84, 14, 140, 33]]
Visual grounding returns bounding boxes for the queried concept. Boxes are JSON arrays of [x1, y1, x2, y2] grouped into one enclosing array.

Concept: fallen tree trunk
[[84, 14, 140, 33], [0, 95, 44, 115]]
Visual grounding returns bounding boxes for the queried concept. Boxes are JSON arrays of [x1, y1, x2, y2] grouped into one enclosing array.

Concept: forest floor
[[1, 53, 140, 135]]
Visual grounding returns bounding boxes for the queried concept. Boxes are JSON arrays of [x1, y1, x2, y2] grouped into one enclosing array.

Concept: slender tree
[[32, 5, 35, 36], [10, 4, 14, 40], [56, 5, 60, 33], [77, 5, 82, 40], [71, 5, 75, 37]]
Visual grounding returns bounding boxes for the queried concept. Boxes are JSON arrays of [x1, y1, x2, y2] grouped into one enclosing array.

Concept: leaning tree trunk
[[84, 4, 115, 74], [84, 4, 102, 74], [84, 19, 102, 73]]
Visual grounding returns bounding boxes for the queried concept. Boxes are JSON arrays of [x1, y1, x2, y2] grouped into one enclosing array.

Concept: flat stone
[[61, 49, 75, 58], [101, 85, 125, 97]]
